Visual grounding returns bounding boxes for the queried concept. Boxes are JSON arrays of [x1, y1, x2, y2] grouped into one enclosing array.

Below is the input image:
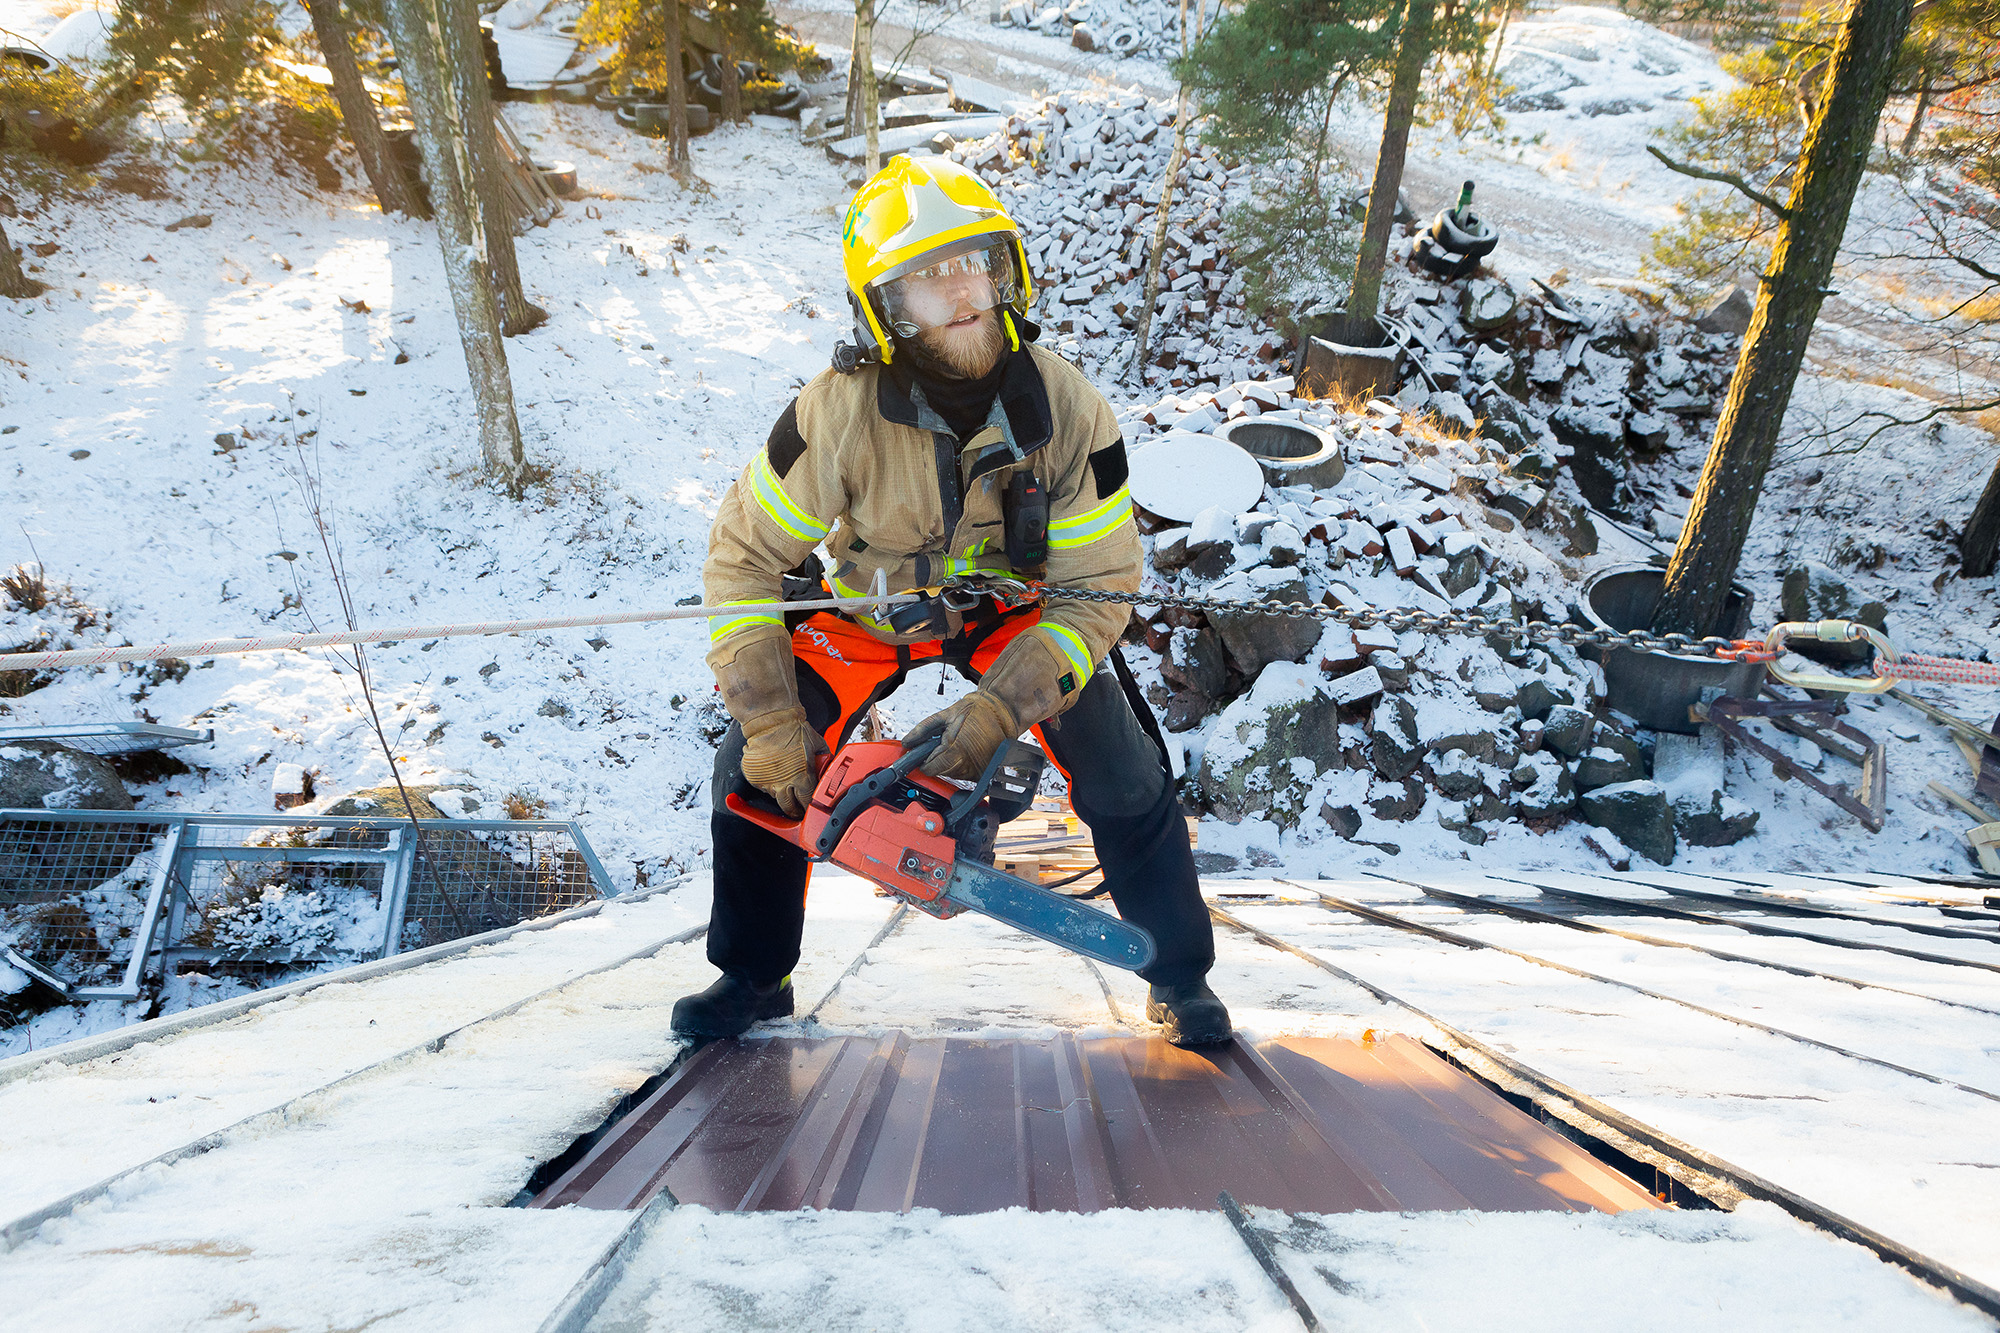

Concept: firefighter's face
[[916, 304, 1005, 378]]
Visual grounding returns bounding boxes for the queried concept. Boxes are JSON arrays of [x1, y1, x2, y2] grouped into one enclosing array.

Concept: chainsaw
[[725, 735, 1157, 972]]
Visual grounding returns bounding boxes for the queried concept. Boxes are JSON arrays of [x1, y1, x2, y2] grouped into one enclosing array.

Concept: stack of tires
[[1411, 183, 1498, 281]]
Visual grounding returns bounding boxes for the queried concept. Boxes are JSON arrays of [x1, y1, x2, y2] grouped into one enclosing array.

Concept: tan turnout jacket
[[703, 344, 1140, 701]]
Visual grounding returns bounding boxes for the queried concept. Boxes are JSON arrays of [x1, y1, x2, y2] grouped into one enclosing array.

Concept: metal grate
[[0, 723, 212, 757], [396, 825, 599, 951], [0, 816, 176, 995], [0, 811, 616, 996]]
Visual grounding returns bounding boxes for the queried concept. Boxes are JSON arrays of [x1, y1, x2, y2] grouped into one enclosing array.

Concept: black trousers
[[706, 660, 1216, 988]]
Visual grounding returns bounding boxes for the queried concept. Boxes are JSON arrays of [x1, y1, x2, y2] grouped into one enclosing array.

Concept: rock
[[1070, 21, 1097, 49], [1514, 679, 1572, 722], [1261, 521, 1305, 567], [1369, 775, 1426, 821], [323, 784, 451, 819], [1677, 791, 1760, 846], [1573, 727, 1646, 791], [164, 213, 213, 232], [1429, 748, 1488, 800], [1369, 651, 1410, 691], [1578, 779, 1676, 864], [1428, 391, 1476, 432], [1428, 728, 1505, 765], [1326, 664, 1385, 706], [1151, 529, 1191, 572], [1549, 405, 1636, 516], [1442, 548, 1482, 597], [1581, 826, 1633, 871], [1368, 695, 1424, 780], [0, 743, 133, 811], [1164, 690, 1210, 733], [1320, 802, 1363, 839], [1163, 626, 1227, 699], [1481, 392, 1547, 450], [1510, 753, 1575, 819], [1209, 569, 1320, 676], [1193, 664, 1342, 826], [1542, 704, 1594, 758], [1694, 285, 1753, 336], [1462, 278, 1518, 331], [1625, 412, 1669, 452], [1779, 562, 1889, 664]]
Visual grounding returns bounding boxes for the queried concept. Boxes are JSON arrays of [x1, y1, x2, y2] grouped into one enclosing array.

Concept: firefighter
[[673, 156, 1228, 1047]]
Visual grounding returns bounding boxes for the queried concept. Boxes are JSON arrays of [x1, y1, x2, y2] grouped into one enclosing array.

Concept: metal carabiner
[[1762, 620, 1900, 693]]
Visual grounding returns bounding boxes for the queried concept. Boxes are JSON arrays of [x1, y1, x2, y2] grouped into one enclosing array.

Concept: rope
[[0, 588, 920, 674], [1876, 653, 2000, 687]]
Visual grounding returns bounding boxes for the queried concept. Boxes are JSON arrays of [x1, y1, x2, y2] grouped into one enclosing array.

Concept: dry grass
[[502, 791, 550, 821], [1, 563, 48, 612]]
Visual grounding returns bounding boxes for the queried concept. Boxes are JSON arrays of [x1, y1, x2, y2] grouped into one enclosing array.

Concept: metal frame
[[0, 722, 212, 757], [1, 811, 617, 996], [1692, 694, 1887, 832]]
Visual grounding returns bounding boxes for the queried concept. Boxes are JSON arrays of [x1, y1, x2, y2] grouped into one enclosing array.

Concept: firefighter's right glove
[[715, 634, 827, 817]]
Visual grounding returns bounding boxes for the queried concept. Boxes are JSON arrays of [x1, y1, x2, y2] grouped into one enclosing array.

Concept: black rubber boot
[[1146, 981, 1232, 1048], [671, 973, 794, 1039]]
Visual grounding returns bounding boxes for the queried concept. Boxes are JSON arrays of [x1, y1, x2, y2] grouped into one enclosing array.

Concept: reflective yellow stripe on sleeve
[[709, 600, 787, 643], [1040, 623, 1096, 688], [748, 451, 830, 544], [1046, 487, 1132, 550]]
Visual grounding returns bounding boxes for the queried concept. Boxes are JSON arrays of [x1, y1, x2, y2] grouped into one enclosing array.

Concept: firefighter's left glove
[[904, 629, 1081, 782], [715, 634, 828, 818]]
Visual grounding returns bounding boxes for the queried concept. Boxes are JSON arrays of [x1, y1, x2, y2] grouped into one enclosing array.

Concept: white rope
[[0, 575, 919, 673]]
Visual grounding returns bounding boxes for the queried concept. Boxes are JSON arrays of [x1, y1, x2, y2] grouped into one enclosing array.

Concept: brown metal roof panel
[[529, 1033, 1663, 1216]]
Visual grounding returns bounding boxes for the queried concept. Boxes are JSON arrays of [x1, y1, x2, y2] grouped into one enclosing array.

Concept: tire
[[1428, 208, 1498, 258], [1106, 26, 1143, 54]]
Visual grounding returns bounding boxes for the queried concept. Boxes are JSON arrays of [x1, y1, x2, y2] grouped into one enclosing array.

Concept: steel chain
[[1033, 584, 1748, 660]]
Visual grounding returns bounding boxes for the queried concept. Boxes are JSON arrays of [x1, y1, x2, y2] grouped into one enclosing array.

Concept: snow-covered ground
[[1, 7, 1998, 1323]]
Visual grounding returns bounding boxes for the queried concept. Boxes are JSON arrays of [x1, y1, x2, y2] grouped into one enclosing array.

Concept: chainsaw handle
[[813, 735, 943, 858], [724, 791, 804, 840]]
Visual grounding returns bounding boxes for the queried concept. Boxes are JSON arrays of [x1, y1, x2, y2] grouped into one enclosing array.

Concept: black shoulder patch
[[1088, 441, 1129, 499], [766, 399, 807, 478]]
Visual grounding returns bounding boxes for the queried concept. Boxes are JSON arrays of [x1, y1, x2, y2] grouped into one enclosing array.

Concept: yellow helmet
[[838, 156, 1035, 366]]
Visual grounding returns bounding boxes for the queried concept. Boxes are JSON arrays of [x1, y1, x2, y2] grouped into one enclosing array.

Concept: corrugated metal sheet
[[531, 1034, 1662, 1216]]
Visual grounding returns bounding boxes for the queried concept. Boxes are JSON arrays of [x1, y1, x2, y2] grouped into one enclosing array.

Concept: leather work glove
[[714, 634, 828, 817], [903, 629, 1081, 782]]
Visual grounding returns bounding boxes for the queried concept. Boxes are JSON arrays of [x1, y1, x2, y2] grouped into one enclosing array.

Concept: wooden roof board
[[531, 1033, 1663, 1217]]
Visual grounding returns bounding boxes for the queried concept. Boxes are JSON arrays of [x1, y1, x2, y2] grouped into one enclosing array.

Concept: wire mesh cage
[[396, 825, 600, 951], [0, 815, 175, 993], [0, 811, 615, 997]]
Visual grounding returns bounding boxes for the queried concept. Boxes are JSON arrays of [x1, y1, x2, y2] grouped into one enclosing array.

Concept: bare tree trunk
[[1342, 0, 1433, 339], [660, 0, 693, 175], [304, 0, 423, 217], [436, 0, 545, 334], [718, 47, 744, 123], [1961, 452, 2000, 578], [0, 220, 44, 299], [382, 0, 527, 497], [1900, 57, 1933, 151], [856, 0, 880, 171], [1128, 92, 1190, 384], [1654, 0, 1916, 636]]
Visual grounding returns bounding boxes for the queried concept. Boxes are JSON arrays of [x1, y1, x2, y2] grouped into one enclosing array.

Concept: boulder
[[1368, 695, 1424, 780], [1164, 690, 1210, 733], [1677, 791, 1760, 846], [1577, 780, 1676, 864], [1549, 405, 1636, 517], [1369, 651, 1410, 691], [1320, 801, 1363, 839], [1694, 285, 1753, 336], [1514, 679, 1572, 722], [1462, 279, 1518, 331], [1542, 704, 1594, 758], [1778, 562, 1889, 664], [1163, 626, 1227, 699], [1510, 752, 1575, 819], [0, 742, 133, 811], [1625, 412, 1670, 453], [1573, 728, 1645, 791], [1209, 569, 1321, 676], [1193, 664, 1342, 826], [1429, 748, 1489, 800], [1368, 775, 1426, 821]]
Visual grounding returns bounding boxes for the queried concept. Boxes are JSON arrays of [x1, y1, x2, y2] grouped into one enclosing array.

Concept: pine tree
[[1654, 0, 1918, 635]]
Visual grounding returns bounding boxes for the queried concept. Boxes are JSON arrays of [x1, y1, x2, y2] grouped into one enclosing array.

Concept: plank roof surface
[[530, 1032, 1663, 1215]]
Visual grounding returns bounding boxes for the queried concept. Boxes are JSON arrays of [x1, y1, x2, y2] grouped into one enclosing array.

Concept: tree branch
[[1647, 145, 1794, 218]]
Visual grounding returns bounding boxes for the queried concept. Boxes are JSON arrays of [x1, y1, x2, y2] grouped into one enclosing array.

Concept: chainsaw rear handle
[[723, 736, 946, 854]]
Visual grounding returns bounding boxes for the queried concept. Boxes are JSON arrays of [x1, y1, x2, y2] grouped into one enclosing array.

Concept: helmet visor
[[871, 239, 1021, 339]]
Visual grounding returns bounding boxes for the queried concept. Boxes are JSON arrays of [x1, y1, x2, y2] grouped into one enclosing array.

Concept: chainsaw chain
[[1035, 585, 1747, 660]]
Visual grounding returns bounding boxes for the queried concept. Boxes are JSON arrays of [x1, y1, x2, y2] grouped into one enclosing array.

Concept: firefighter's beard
[[914, 306, 1006, 379]]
